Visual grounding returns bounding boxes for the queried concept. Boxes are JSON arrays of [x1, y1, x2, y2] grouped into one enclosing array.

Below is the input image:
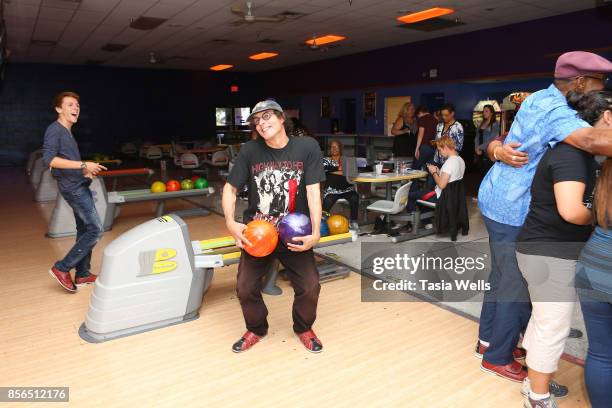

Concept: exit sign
[[230, 85, 239, 93]]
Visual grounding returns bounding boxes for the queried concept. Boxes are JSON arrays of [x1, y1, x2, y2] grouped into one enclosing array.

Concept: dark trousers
[[55, 184, 103, 277], [411, 144, 435, 170], [475, 154, 494, 193], [323, 191, 359, 221], [579, 291, 612, 408], [407, 189, 437, 212], [478, 215, 531, 365], [236, 246, 321, 336]]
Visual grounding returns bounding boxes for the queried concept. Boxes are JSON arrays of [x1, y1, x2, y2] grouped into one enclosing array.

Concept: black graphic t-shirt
[[228, 137, 326, 225]]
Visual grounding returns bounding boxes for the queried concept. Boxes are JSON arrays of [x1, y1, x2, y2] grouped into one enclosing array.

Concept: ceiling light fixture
[[305, 35, 346, 46], [397, 7, 454, 24], [210, 64, 233, 71], [249, 52, 278, 60]]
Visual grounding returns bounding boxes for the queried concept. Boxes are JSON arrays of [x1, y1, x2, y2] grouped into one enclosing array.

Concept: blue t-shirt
[[478, 84, 590, 226], [42, 121, 88, 192]]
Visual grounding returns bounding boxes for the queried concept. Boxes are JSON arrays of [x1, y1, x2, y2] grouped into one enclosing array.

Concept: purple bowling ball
[[278, 212, 312, 245]]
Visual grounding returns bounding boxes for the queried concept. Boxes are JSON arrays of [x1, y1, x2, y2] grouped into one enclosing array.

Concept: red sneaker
[[480, 359, 527, 383], [296, 329, 323, 353], [48, 267, 76, 292], [232, 331, 265, 353], [474, 340, 526, 361], [75, 274, 97, 287]]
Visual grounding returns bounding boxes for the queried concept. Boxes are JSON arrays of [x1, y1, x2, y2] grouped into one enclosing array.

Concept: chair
[[204, 150, 229, 167], [366, 181, 412, 235], [180, 152, 201, 169], [145, 146, 162, 160]]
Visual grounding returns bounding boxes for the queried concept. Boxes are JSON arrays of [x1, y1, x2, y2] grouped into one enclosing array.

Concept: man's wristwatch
[[80, 162, 87, 170]]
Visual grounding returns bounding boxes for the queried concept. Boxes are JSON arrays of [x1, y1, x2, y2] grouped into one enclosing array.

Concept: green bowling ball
[[181, 179, 194, 190], [194, 177, 208, 189]]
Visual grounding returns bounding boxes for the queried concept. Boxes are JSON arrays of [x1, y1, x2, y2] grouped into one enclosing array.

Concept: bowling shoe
[[296, 329, 323, 353], [523, 395, 559, 408], [232, 331, 265, 353], [76, 274, 98, 287], [48, 267, 76, 292], [480, 359, 527, 383], [521, 378, 568, 399], [474, 340, 526, 361]]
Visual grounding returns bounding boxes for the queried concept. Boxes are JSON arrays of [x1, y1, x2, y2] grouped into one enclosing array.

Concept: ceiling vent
[[101, 43, 129, 52], [277, 11, 307, 19], [130, 16, 167, 31], [30, 39, 57, 46], [397, 17, 464, 32], [258, 38, 283, 44]]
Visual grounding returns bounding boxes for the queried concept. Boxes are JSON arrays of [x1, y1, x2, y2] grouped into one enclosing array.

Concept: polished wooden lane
[[0, 167, 589, 407]]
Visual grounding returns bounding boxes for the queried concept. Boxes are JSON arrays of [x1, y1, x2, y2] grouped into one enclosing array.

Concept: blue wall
[[0, 63, 259, 165], [277, 77, 551, 134]]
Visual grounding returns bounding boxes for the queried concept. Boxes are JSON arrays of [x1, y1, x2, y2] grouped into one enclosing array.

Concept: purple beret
[[555, 51, 612, 78]]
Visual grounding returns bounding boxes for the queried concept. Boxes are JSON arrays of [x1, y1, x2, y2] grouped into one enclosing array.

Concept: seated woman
[[407, 136, 465, 211], [321, 140, 360, 230], [515, 91, 608, 408]]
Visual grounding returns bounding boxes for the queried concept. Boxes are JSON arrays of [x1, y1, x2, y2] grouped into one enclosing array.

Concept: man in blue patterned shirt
[[476, 51, 612, 389]]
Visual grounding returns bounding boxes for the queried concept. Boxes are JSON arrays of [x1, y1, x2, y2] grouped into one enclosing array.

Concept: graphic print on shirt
[[252, 160, 303, 225]]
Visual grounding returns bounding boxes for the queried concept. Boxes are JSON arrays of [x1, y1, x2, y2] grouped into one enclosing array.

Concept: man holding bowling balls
[[222, 100, 326, 353]]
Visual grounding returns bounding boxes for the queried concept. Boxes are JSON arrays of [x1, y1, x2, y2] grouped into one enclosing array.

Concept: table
[[350, 170, 427, 200]]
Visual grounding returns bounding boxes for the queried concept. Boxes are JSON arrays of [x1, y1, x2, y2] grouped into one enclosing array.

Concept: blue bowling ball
[[278, 212, 312, 245], [320, 220, 330, 237]]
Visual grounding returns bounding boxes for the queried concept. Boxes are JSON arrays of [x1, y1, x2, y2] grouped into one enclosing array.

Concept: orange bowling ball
[[243, 220, 278, 257], [165, 180, 181, 192], [327, 214, 349, 235]]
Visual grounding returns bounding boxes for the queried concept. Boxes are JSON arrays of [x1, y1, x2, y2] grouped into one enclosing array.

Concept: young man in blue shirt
[[44, 92, 106, 292], [476, 52, 612, 404]]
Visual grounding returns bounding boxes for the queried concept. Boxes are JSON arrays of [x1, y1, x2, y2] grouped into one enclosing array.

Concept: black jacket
[[435, 179, 469, 238]]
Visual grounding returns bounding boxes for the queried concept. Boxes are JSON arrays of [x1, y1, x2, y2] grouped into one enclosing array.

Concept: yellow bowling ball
[[151, 181, 166, 193], [327, 214, 349, 235]]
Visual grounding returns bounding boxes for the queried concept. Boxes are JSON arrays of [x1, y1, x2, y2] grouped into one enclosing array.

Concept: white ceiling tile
[[71, 10, 109, 24], [79, 0, 120, 13], [12, 0, 42, 5], [41, 0, 78, 10], [4, 16, 37, 30], [38, 6, 75, 22], [32, 20, 67, 41], [28, 43, 53, 56], [111, 27, 147, 44], [5, 3, 40, 18], [144, 3, 188, 19], [158, 0, 199, 4]]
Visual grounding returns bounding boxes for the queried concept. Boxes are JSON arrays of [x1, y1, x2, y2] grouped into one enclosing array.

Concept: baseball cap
[[247, 100, 284, 122], [554, 51, 612, 79]]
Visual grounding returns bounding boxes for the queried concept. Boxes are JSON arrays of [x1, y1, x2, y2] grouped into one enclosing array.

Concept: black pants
[[323, 191, 359, 221], [411, 144, 435, 171], [236, 245, 320, 336]]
